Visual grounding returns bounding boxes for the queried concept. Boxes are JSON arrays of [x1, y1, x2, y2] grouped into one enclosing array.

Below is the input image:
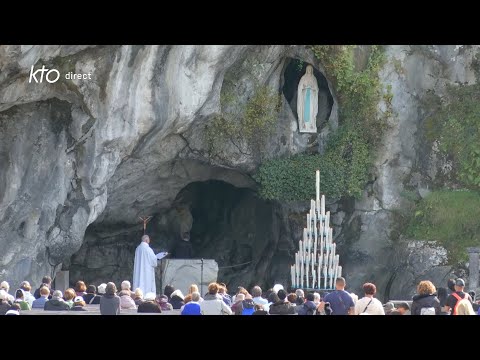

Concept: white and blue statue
[[297, 64, 319, 133]]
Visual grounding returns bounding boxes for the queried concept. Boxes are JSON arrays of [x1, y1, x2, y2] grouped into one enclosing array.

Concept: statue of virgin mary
[[297, 65, 319, 133]]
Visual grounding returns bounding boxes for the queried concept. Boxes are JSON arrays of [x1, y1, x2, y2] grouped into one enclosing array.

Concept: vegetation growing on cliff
[[406, 190, 480, 264], [255, 45, 391, 201]]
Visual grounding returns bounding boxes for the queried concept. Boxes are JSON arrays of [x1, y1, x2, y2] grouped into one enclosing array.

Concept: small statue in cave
[[297, 64, 319, 133], [171, 232, 194, 259]]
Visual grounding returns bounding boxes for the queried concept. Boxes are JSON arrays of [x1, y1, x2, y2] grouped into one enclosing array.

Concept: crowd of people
[[1, 275, 479, 315]]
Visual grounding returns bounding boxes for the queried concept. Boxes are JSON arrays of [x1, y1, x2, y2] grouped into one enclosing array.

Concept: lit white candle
[[321, 195, 325, 216], [311, 269, 316, 289], [300, 263, 304, 288], [323, 265, 328, 289], [306, 262, 309, 288], [316, 170, 320, 213], [291, 265, 295, 288], [325, 211, 330, 231], [337, 265, 342, 278], [332, 243, 336, 259], [307, 213, 311, 234]]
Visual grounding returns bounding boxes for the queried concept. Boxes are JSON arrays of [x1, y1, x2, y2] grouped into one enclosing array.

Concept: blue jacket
[[181, 302, 201, 315]]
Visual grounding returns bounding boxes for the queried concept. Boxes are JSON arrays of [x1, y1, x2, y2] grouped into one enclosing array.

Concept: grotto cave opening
[[66, 179, 288, 293]]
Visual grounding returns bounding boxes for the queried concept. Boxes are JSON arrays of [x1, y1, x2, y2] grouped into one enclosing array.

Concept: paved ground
[[21, 305, 181, 315]]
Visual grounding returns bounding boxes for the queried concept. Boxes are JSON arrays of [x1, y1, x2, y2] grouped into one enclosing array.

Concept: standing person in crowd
[[313, 293, 321, 306], [447, 279, 456, 294], [138, 292, 161, 313], [218, 283, 232, 306], [287, 293, 297, 306], [100, 282, 121, 315], [32, 286, 50, 309], [383, 302, 396, 315], [410, 280, 441, 315], [34, 276, 53, 299], [0, 281, 14, 303], [20, 281, 35, 307], [321, 277, 355, 315], [200, 282, 232, 315], [355, 283, 384, 315], [437, 287, 449, 315], [445, 278, 473, 315], [231, 293, 245, 314]]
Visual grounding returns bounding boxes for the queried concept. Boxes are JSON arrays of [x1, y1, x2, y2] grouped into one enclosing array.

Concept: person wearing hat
[[71, 296, 87, 311], [137, 292, 161, 313], [445, 278, 473, 315], [14, 289, 31, 310]]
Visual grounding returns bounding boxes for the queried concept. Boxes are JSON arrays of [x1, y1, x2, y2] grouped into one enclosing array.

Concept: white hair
[[171, 289, 184, 300], [295, 289, 305, 298], [273, 284, 284, 294], [121, 280, 131, 290], [141, 235, 150, 242], [0, 289, 7, 301], [134, 288, 143, 298], [191, 291, 200, 302], [97, 283, 107, 294], [236, 293, 245, 302], [0, 281, 9, 291], [52, 290, 63, 299], [144, 292, 156, 301], [313, 292, 321, 303]]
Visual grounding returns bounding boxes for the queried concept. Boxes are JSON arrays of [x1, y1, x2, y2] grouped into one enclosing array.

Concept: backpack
[[452, 292, 473, 315], [242, 307, 255, 315], [420, 307, 436, 315]]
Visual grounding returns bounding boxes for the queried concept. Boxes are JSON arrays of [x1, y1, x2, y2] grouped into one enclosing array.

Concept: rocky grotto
[[1, 45, 479, 301]]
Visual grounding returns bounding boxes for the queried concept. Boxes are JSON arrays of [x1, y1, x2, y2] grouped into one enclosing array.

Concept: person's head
[[219, 283, 228, 292], [447, 278, 456, 292], [15, 289, 24, 300], [296, 296, 305, 306], [454, 278, 466, 292], [208, 282, 219, 295], [144, 292, 156, 301], [0, 289, 7, 302], [188, 284, 199, 294], [20, 281, 31, 292], [277, 289, 287, 301], [437, 287, 448, 300], [295, 289, 305, 298], [75, 281, 86, 293], [134, 288, 143, 299], [182, 232, 190, 242], [41, 276, 52, 286], [121, 280, 131, 291], [218, 286, 226, 294], [171, 289, 184, 300], [86, 285, 96, 294], [5, 309, 20, 315], [0, 281, 10, 292], [251, 286, 263, 298], [396, 302, 410, 315], [236, 286, 246, 295], [245, 293, 252, 300], [52, 290, 63, 300], [468, 291, 476, 302], [191, 292, 200, 302], [335, 277, 346, 290], [73, 296, 86, 307], [97, 283, 107, 295], [105, 282, 117, 295], [313, 292, 321, 304], [306, 293, 315, 302], [268, 292, 280, 304], [363, 282, 376, 296], [287, 293, 297, 304], [164, 285, 175, 297], [383, 302, 395, 313], [39, 286, 50, 297], [183, 294, 192, 304], [64, 288, 75, 301], [156, 294, 168, 304], [235, 293, 245, 303], [417, 280, 436, 296], [141, 234, 150, 244]]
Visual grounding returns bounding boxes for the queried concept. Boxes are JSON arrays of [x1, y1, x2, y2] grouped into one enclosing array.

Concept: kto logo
[[29, 65, 60, 83]]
